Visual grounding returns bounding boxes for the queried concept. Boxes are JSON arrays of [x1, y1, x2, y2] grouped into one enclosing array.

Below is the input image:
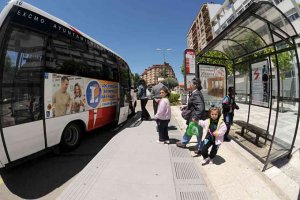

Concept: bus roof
[[1, 0, 126, 62]]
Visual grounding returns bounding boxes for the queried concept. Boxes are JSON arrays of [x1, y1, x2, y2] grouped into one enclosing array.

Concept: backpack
[[137, 86, 144, 98]]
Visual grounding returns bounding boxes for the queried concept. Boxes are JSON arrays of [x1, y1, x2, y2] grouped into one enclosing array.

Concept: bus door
[[118, 62, 130, 124], [0, 27, 45, 162]]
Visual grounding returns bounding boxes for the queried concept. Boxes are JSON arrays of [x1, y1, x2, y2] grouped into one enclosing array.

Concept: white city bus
[[0, 0, 136, 167]]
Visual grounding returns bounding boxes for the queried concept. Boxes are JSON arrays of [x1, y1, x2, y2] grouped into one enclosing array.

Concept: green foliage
[[198, 50, 234, 75], [133, 73, 140, 88], [271, 51, 293, 80], [162, 78, 178, 89], [181, 64, 185, 76], [234, 62, 249, 76], [169, 93, 180, 105], [161, 68, 168, 78]]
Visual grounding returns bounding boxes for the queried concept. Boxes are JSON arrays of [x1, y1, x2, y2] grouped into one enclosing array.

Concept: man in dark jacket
[[176, 78, 206, 155], [137, 79, 151, 120]]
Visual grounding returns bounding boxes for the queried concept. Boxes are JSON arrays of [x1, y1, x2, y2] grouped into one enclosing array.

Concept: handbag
[[186, 121, 199, 136], [181, 106, 193, 120]]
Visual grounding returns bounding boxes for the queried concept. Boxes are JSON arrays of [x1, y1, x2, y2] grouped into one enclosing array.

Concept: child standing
[[155, 87, 171, 144], [197, 106, 227, 165]]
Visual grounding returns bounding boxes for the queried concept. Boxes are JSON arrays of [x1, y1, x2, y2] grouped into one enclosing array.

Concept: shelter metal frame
[[196, 1, 300, 171]]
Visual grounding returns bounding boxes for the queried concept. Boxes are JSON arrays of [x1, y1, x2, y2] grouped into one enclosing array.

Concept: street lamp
[[156, 48, 172, 89], [156, 48, 172, 63]]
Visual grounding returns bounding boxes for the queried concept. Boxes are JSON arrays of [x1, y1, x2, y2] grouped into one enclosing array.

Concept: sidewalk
[[57, 105, 212, 200], [56, 101, 299, 200], [172, 105, 299, 200]]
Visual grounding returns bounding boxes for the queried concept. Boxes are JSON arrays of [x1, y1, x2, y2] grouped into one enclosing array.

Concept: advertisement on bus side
[[44, 73, 119, 118]]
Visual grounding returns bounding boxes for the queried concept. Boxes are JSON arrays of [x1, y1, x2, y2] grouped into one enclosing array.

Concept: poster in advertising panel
[[44, 73, 118, 118], [199, 64, 226, 109], [185, 49, 196, 74], [186, 74, 196, 91], [251, 60, 270, 107]]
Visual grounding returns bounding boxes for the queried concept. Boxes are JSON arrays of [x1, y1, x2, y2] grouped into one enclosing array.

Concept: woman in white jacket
[[197, 106, 227, 165], [155, 87, 171, 144]]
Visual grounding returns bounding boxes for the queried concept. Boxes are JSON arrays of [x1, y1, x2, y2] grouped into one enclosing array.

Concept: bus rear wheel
[[60, 123, 82, 150]]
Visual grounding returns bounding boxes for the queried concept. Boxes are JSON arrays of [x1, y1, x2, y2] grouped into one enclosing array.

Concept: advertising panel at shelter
[[185, 49, 196, 74], [251, 60, 270, 107], [186, 74, 195, 90], [199, 64, 226, 109], [44, 73, 118, 118]]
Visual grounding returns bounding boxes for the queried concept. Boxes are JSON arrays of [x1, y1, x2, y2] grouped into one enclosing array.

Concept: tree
[[133, 73, 140, 88], [160, 68, 168, 78], [181, 64, 185, 76], [198, 50, 233, 74], [271, 51, 293, 111], [162, 78, 178, 89]]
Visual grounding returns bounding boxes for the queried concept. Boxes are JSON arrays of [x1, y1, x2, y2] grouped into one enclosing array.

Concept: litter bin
[[181, 94, 187, 105]]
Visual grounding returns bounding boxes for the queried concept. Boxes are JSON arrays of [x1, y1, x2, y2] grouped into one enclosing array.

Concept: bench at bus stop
[[234, 120, 272, 145]]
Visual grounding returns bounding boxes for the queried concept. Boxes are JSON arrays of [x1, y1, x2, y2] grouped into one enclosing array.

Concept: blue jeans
[[181, 126, 204, 150], [223, 112, 234, 137]]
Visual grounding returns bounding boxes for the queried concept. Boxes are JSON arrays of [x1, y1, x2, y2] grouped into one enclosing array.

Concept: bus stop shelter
[[196, 1, 300, 171]]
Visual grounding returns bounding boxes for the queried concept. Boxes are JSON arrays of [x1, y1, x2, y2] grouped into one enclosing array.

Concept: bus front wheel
[[60, 123, 82, 150]]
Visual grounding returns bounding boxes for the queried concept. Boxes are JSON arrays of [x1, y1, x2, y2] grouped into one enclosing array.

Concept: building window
[[273, 0, 284, 5], [288, 13, 300, 22]]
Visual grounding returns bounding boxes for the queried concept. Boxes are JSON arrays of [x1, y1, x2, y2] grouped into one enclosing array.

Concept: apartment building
[[211, 0, 300, 36], [187, 3, 222, 51], [140, 62, 176, 86]]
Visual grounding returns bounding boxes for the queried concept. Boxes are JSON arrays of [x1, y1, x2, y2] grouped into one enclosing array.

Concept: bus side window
[[0, 27, 44, 127]]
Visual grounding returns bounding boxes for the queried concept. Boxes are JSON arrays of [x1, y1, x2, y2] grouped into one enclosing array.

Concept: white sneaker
[[202, 157, 210, 165], [164, 140, 170, 144], [157, 140, 164, 144]]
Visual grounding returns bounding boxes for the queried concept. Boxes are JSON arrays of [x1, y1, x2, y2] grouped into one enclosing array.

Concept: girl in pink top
[[197, 106, 227, 165], [155, 87, 171, 144]]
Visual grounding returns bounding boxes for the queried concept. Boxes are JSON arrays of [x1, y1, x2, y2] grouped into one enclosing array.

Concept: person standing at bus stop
[[151, 79, 167, 115], [137, 79, 151, 120], [222, 87, 239, 141], [176, 78, 206, 155], [52, 76, 71, 117]]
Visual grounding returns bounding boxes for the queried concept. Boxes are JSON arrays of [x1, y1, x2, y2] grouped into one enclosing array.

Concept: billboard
[[199, 64, 226, 109], [185, 49, 196, 74], [184, 49, 196, 90], [251, 60, 270, 107]]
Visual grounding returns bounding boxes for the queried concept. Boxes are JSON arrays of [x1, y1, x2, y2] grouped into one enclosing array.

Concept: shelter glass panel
[[213, 40, 247, 59], [269, 50, 298, 162], [255, 4, 296, 37], [235, 63, 250, 104], [229, 27, 266, 53], [240, 15, 271, 46]]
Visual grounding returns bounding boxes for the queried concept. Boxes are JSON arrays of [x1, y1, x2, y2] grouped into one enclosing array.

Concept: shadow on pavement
[[0, 112, 141, 199], [168, 125, 178, 130], [213, 155, 226, 165]]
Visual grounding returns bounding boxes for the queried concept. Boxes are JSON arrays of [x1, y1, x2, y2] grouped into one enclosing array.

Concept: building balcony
[[205, 25, 211, 33], [206, 34, 213, 42], [204, 16, 210, 25]]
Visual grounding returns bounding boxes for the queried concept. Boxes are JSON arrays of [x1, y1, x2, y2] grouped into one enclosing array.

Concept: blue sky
[[0, 0, 223, 83]]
